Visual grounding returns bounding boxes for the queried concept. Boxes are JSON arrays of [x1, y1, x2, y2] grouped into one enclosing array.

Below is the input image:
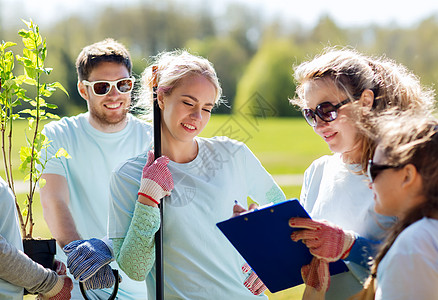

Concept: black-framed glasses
[[302, 98, 351, 127], [82, 77, 135, 96], [367, 160, 402, 183]]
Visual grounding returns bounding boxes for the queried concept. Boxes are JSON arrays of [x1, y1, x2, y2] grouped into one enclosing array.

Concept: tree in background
[[1, 1, 438, 117], [233, 38, 304, 117]]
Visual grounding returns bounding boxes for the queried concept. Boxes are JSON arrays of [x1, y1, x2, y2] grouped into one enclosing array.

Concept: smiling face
[[370, 145, 406, 217], [303, 78, 361, 162], [158, 74, 216, 149], [78, 61, 131, 132]]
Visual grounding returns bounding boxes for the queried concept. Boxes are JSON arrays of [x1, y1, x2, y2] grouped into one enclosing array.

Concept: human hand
[[242, 262, 267, 295], [37, 275, 73, 300], [63, 238, 114, 281], [289, 218, 355, 262], [138, 150, 174, 205], [301, 257, 330, 293], [81, 265, 121, 290], [232, 201, 258, 218], [53, 260, 66, 275]]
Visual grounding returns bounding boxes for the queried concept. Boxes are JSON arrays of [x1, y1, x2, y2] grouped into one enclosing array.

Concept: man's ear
[[77, 81, 89, 100], [359, 89, 374, 109]]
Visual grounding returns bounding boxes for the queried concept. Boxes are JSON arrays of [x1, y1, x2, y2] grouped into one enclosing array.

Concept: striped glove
[[81, 265, 120, 290], [138, 150, 174, 205], [63, 238, 114, 282], [289, 218, 356, 262], [242, 263, 267, 295]]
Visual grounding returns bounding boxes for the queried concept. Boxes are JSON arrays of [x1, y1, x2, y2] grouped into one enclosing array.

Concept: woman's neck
[[161, 137, 199, 164]]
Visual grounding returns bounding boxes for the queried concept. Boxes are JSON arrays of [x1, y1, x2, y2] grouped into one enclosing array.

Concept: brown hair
[[351, 112, 438, 300], [76, 38, 132, 81], [291, 47, 435, 172], [371, 112, 438, 272]]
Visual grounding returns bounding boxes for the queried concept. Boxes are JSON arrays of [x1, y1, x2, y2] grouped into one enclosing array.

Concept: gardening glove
[[81, 265, 121, 290], [289, 218, 356, 262], [138, 150, 174, 205], [242, 262, 267, 296], [37, 275, 73, 300], [54, 260, 67, 275], [63, 238, 114, 281], [301, 257, 330, 297]]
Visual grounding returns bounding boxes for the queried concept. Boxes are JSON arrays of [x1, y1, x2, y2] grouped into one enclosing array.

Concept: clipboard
[[216, 199, 349, 293]]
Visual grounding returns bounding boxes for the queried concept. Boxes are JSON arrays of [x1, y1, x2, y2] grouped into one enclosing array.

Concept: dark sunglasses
[[82, 77, 135, 96], [302, 98, 351, 127], [367, 160, 403, 183]]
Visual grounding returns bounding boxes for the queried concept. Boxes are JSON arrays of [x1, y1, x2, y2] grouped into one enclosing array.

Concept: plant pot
[[23, 238, 57, 295]]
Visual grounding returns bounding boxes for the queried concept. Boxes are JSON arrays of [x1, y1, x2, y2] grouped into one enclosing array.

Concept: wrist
[[341, 231, 357, 259], [138, 193, 159, 207], [43, 275, 64, 297]]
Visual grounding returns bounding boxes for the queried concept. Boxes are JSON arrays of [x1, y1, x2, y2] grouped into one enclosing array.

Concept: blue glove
[[82, 265, 122, 290], [63, 238, 114, 281]]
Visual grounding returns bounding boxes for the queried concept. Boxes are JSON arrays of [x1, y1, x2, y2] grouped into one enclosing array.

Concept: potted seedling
[[0, 19, 70, 278]]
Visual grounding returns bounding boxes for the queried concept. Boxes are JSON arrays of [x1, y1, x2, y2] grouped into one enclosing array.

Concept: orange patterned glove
[[289, 218, 355, 262], [242, 263, 267, 295], [301, 257, 330, 292]]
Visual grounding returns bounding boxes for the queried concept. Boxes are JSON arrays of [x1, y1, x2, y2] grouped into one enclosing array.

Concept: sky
[[2, 0, 438, 30]]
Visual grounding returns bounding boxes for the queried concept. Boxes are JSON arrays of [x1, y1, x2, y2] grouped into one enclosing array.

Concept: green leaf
[[21, 207, 28, 218], [39, 178, 46, 189], [2, 41, 16, 50], [46, 103, 58, 109], [50, 82, 69, 96], [21, 19, 32, 29], [55, 147, 71, 159], [45, 112, 60, 119], [19, 146, 32, 161], [18, 29, 30, 38]]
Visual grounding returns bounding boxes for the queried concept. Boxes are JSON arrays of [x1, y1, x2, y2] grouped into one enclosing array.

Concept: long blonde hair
[[291, 47, 435, 172]]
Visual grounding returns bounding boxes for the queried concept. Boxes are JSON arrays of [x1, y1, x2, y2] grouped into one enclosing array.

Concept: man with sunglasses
[[39, 39, 151, 299]]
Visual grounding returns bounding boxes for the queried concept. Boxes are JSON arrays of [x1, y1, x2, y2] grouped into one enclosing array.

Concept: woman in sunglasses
[[288, 48, 435, 300], [353, 112, 438, 300], [107, 50, 286, 299]]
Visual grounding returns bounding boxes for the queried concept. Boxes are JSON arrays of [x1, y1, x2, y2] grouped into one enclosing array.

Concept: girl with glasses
[[288, 48, 435, 300], [107, 50, 286, 299], [353, 112, 438, 300]]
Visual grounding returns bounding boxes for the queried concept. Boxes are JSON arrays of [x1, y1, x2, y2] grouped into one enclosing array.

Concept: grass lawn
[[8, 116, 330, 299]]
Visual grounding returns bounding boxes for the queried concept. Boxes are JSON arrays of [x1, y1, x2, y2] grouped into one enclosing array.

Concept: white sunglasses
[[82, 77, 135, 96]]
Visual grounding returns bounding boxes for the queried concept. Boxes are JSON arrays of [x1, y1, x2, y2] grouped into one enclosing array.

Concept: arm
[[0, 234, 59, 294], [40, 174, 81, 248], [346, 236, 381, 269], [111, 151, 172, 281], [113, 200, 160, 281]]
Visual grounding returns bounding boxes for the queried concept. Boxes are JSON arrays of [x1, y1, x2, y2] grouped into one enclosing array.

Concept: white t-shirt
[[0, 177, 24, 299], [42, 112, 152, 299], [376, 217, 438, 300], [300, 153, 396, 299], [109, 136, 286, 300]]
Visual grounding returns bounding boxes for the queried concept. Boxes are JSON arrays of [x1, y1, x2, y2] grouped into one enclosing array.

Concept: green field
[[5, 116, 330, 299]]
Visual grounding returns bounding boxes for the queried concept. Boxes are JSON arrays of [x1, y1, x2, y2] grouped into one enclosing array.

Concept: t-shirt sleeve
[[376, 252, 438, 299], [108, 162, 141, 239], [242, 143, 286, 205], [40, 124, 67, 177]]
